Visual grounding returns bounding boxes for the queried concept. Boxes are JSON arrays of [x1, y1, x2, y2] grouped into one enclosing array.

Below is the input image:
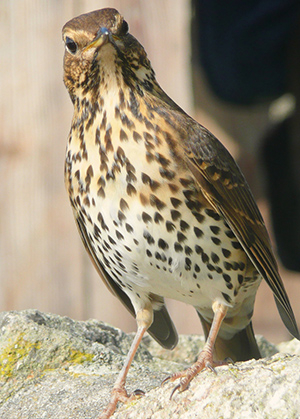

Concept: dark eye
[[120, 20, 129, 36], [65, 36, 78, 54]]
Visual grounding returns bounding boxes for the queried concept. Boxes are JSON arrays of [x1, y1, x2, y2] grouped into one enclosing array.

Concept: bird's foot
[[163, 349, 227, 398], [98, 385, 145, 419]]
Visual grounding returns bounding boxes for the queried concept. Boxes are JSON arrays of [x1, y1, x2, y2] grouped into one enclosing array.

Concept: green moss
[[0, 333, 95, 381], [0, 333, 41, 378], [69, 349, 94, 364]]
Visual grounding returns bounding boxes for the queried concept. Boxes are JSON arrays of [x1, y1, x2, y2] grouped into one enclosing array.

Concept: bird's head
[[62, 8, 155, 104]]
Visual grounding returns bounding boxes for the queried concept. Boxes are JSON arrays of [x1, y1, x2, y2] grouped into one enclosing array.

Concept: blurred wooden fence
[[0, 0, 197, 334]]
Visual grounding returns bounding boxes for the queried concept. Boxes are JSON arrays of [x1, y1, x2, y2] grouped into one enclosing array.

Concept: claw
[[207, 364, 217, 375], [170, 383, 181, 400], [170, 380, 190, 400], [161, 375, 171, 386], [132, 389, 145, 397]]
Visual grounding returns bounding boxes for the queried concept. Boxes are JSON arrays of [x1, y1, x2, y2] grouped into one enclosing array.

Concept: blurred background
[[1, 0, 299, 344]]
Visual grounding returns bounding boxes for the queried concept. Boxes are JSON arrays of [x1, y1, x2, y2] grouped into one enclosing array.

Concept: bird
[[62, 8, 299, 418]]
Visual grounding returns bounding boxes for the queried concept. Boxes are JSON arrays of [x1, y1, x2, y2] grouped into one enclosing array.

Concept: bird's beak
[[85, 27, 111, 51]]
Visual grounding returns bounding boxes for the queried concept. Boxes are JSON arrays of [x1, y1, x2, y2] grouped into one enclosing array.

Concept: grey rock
[[0, 310, 299, 419]]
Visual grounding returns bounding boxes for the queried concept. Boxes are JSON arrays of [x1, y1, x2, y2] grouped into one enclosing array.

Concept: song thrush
[[62, 8, 299, 418]]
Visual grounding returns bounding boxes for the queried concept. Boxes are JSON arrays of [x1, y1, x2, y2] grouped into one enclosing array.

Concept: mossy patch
[[0, 333, 41, 378], [69, 349, 94, 364], [0, 332, 96, 381]]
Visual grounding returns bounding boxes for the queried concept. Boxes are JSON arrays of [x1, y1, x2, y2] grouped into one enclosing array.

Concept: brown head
[[62, 8, 155, 104]]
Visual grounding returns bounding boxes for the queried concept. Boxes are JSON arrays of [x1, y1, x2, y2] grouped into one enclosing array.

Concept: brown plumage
[[62, 8, 299, 418]]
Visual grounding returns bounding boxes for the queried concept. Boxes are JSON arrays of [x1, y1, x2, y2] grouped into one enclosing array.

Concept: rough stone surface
[[0, 310, 299, 418]]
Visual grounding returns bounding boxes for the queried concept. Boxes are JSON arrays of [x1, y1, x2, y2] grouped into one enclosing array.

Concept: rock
[[0, 310, 299, 418]]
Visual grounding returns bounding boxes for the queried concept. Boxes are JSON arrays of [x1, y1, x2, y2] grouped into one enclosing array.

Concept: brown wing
[[183, 121, 299, 339], [75, 215, 178, 349]]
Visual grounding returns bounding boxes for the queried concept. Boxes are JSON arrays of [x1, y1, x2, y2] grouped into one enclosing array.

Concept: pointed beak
[[85, 27, 111, 51]]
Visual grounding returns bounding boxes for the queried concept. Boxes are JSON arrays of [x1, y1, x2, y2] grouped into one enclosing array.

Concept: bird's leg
[[165, 302, 228, 397], [98, 305, 153, 419]]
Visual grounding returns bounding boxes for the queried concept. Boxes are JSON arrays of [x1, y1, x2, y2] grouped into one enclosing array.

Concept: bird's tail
[[198, 313, 261, 362]]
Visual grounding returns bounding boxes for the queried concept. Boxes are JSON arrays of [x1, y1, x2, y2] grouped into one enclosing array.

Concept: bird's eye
[[120, 20, 129, 36], [65, 36, 78, 54]]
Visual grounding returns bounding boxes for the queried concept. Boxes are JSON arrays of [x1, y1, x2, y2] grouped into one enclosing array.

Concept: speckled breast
[[65, 96, 259, 316]]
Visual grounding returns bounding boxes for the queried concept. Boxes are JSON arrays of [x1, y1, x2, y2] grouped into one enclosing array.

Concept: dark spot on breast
[[192, 212, 205, 223], [155, 252, 161, 260], [133, 131, 142, 142], [222, 248, 231, 258], [166, 221, 176, 232], [95, 127, 100, 145], [232, 241, 242, 250], [120, 128, 128, 141], [179, 178, 191, 188], [177, 232, 187, 243], [211, 253, 220, 263], [201, 252, 209, 263], [183, 190, 194, 201], [141, 173, 160, 191], [222, 292, 232, 303], [98, 175, 106, 187], [205, 209, 221, 221], [239, 262, 245, 270], [97, 212, 108, 231], [185, 245, 193, 255], [171, 210, 181, 221], [97, 187, 105, 198], [150, 194, 165, 211], [158, 238, 169, 250], [155, 153, 170, 167], [100, 110, 107, 130], [140, 193, 149, 206], [154, 212, 164, 223], [127, 183, 137, 196], [170, 197, 182, 208], [108, 235, 116, 245], [142, 212, 152, 223], [125, 223, 134, 233], [211, 237, 221, 245], [223, 274, 231, 283], [180, 220, 190, 231], [210, 226, 220, 235], [116, 231, 124, 240], [225, 230, 235, 239], [174, 243, 183, 252], [83, 196, 90, 207], [168, 183, 179, 193], [118, 210, 126, 222], [194, 227, 204, 238], [143, 230, 155, 244], [185, 257, 192, 270], [94, 224, 101, 238], [120, 198, 129, 211], [195, 245, 203, 255], [232, 262, 240, 271], [224, 261, 232, 270], [159, 167, 176, 180], [143, 132, 153, 142]]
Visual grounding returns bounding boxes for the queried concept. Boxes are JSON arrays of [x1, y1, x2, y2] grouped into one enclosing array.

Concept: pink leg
[[165, 302, 228, 396], [98, 307, 152, 419]]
